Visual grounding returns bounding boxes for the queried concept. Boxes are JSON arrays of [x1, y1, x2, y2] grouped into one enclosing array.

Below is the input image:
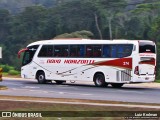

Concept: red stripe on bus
[[94, 58, 132, 70], [139, 58, 155, 65]]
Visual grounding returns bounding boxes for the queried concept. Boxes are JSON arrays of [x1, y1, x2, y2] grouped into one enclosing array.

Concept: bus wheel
[[111, 83, 124, 88], [94, 73, 107, 87], [36, 71, 46, 84], [55, 80, 66, 84]]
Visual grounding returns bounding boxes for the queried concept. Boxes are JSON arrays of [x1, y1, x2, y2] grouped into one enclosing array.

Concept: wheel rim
[[38, 74, 44, 81], [96, 76, 103, 86]]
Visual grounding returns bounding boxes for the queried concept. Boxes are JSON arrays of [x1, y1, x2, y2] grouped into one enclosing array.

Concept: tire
[[36, 71, 46, 84], [111, 83, 124, 88], [55, 80, 66, 84], [94, 73, 107, 87]]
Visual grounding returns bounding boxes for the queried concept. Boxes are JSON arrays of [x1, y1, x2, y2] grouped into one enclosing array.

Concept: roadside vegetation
[[0, 64, 20, 77]]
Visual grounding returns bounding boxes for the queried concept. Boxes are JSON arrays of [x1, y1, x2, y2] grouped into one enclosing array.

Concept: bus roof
[[27, 39, 153, 47]]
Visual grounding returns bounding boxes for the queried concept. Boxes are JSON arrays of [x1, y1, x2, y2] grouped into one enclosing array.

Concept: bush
[[8, 70, 20, 75], [0, 65, 10, 72], [0, 64, 15, 72], [0, 64, 20, 76]]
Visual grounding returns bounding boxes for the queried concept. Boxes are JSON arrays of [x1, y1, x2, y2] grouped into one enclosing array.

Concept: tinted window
[[86, 45, 102, 57], [117, 44, 133, 58], [139, 42, 155, 53], [103, 44, 133, 58], [70, 45, 85, 57], [38, 45, 53, 57], [54, 45, 69, 57], [37, 44, 133, 58], [22, 45, 39, 66]]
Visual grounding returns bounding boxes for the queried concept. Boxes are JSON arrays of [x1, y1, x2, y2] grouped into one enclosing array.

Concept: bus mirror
[[18, 48, 28, 59]]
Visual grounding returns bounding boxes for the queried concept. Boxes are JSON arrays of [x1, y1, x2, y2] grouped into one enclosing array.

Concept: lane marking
[[23, 86, 40, 89]]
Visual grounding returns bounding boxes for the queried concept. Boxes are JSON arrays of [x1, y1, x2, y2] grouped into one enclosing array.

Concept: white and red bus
[[18, 39, 156, 88]]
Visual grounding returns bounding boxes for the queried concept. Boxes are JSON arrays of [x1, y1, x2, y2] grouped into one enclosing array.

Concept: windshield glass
[[139, 41, 155, 53], [22, 45, 39, 66]]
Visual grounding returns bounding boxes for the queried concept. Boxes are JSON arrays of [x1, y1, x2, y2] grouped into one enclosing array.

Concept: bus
[[18, 39, 156, 88], [0, 47, 2, 82]]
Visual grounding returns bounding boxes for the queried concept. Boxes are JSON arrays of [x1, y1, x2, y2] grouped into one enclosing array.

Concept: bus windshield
[[22, 45, 39, 66]]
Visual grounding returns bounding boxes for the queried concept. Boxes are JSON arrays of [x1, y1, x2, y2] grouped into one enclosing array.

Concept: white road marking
[[23, 86, 40, 89]]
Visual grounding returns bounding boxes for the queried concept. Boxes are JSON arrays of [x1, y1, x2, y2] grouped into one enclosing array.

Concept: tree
[[4, 5, 49, 67], [0, 9, 10, 43], [131, 0, 160, 41], [10, 5, 49, 44], [150, 17, 160, 42], [83, 0, 127, 39]]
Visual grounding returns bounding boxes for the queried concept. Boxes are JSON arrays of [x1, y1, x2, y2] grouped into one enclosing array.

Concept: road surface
[[0, 78, 160, 104]]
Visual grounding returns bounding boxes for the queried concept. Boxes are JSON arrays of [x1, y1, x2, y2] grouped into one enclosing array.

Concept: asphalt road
[[0, 78, 160, 104]]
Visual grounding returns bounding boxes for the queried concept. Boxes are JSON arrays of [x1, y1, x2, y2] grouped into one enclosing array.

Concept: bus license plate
[[145, 77, 149, 80]]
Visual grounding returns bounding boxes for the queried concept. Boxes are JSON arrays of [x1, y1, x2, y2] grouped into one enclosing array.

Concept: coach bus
[[18, 39, 156, 88]]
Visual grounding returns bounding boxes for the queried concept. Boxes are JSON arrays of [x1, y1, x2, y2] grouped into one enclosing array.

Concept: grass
[[2, 72, 20, 78], [155, 79, 160, 83]]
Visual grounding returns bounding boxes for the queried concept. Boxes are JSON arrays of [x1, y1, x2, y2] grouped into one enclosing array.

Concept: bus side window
[[93, 45, 101, 57], [47, 45, 54, 57], [86, 45, 93, 57], [111, 45, 117, 58], [54, 45, 68, 57], [62, 46, 69, 57], [124, 45, 133, 57], [54, 46, 61, 57], [103, 45, 110, 58], [70, 45, 77, 57], [38, 45, 48, 57], [117, 45, 124, 58], [70, 45, 84, 57], [79, 45, 84, 57]]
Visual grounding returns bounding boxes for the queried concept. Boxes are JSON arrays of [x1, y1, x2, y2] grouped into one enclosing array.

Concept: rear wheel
[[36, 71, 46, 84], [111, 83, 124, 88], [94, 73, 107, 87]]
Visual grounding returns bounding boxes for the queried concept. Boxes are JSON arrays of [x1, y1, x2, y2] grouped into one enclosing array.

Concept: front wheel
[[36, 71, 46, 84], [94, 73, 107, 87], [111, 83, 124, 88]]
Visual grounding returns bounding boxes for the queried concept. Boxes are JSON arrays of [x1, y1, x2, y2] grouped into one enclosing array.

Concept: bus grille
[[116, 70, 131, 82]]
